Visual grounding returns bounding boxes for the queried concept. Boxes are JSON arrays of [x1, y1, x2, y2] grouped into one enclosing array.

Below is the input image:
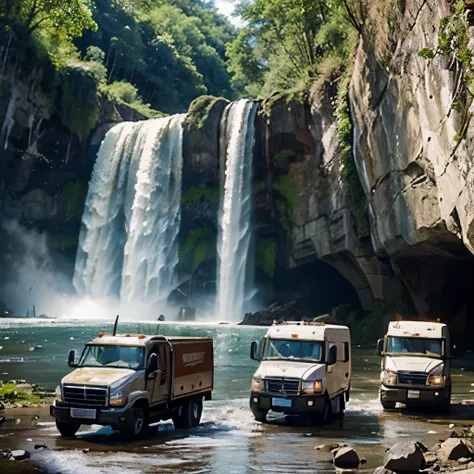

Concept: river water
[[1, 319, 474, 473]]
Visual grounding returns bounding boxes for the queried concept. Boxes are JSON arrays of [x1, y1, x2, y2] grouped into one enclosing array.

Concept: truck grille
[[63, 385, 107, 406], [264, 378, 300, 395], [398, 372, 427, 386]]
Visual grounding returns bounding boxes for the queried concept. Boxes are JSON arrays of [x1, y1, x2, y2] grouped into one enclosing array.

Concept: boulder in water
[[438, 438, 473, 463], [239, 301, 306, 326], [11, 450, 30, 461], [384, 441, 425, 472], [334, 446, 360, 468]]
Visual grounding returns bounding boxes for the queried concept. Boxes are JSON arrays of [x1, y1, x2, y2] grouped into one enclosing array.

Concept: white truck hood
[[385, 356, 443, 373], [254, 360, 325, 381]]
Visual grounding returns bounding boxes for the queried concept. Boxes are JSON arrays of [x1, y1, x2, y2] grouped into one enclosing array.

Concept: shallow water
[[1, 319, 474, 473]]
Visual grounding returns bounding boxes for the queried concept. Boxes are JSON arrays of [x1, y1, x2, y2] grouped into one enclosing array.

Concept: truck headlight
[[382, 370, 398, 386], [251, 376, 263, 392], [302, 380, 323, 395], [427, 375, 446, 387], [109, 390, 126, 407], [55, 385, 62, 402]]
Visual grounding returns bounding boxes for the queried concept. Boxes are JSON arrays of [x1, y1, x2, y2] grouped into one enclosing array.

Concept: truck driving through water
[[51, 330, 214, 438], [249, 322, 351, 423], [378, 320, 451, 410]]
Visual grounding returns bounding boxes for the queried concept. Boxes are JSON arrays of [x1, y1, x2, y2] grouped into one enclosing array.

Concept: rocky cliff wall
[[349, 0, 474, 342]]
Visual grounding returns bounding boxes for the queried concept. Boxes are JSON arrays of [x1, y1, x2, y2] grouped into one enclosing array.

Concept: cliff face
[[348, 0, 474, 340], [0, 60, 143, 256]]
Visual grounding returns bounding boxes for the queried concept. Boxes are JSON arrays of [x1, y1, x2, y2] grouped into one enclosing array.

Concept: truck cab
[[378, 320, 451, 410], [249, 322, 351, 423], [51, 333, 213, 438]]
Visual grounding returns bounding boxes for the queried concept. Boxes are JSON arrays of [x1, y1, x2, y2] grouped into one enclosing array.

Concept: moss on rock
[[181, 185, 219, 205], [186, 95, 229, 130], [179, 227, 217, 273], [256, 239, 277, 277]]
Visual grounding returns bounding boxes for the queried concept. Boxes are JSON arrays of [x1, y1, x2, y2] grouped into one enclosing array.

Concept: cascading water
[[215, 99, 257, 321], [73, 114, 185, 305]]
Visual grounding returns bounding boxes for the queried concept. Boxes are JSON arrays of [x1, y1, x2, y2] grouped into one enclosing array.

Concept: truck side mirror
[[146, 353, 159, 379], [68, 349, 77, 368], [377, 339, 384, 356], [250, 341, 260, 361], [327, 345, 337, 365]]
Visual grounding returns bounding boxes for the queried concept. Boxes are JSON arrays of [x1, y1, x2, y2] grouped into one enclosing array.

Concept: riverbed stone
[[383, 441, 425, 472], [11, 450, 30, 460], [438, 438, 473, 463], [334, 446, 360, 469], [373, 467, 394, 474], [0, 401, 5, 410]]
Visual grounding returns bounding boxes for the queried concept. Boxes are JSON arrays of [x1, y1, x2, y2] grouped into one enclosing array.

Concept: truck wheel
[[380, 397, 396, 410], [309, 395, 332, 425], [172, 398, 203, 429], [119, 406, 147, 439], [251, 407, 268, 423], [56, 421, 81, 438]]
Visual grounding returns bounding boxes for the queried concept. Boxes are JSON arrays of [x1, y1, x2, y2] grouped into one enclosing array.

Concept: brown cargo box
[[167, 337, 214, 400]]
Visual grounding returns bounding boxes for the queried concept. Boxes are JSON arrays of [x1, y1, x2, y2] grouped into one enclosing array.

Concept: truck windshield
[[78, 345, 145, 370], [386, 337, 443, 357], [263, 339, 323, 362]]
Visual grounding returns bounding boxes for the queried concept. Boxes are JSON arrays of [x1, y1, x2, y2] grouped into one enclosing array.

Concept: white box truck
[[249, 322, 351, 423], [378, 320, 451, 410]]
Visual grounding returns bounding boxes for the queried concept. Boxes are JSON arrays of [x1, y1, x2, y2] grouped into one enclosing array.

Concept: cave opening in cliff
[[393, 235, 474, 353], [266, 259, 362, 318]]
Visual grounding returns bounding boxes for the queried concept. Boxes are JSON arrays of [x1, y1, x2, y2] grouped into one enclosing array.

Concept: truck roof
[[387, 320, 447, 338], [266, 322, 349, 341], [88, 334, 213, 346]]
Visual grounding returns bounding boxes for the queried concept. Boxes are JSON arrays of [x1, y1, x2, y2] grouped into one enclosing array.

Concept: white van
[[378, 320, 451, 410], [249, 322, 351, 423]]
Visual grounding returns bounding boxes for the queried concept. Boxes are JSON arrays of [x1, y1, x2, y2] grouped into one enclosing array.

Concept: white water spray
[[215, 100, 257, 321], [73, 115, 185, 305]]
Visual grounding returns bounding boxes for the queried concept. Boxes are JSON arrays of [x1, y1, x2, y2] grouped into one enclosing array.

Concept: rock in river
[[384, 441, 425, 472], [334, 446, 360, 469], [11, 450, 30, 460], [438, 438, 473, 463]]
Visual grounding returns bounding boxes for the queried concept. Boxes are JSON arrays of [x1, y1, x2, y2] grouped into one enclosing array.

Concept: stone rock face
[[239, 301, 305, 326], [349, 0, 474, 336], [383, 441, 425, 472], [438, 438, 473, 463], [265, 86, 407, 313], [334, 446, 360, 469]]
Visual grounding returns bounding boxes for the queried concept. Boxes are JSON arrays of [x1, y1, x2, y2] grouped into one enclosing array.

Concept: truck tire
[[309, 395, 332, 425], [119, 406, 147, 439], [56, 421, 81, 438], [251, 406, 268, 423], [172, 398, 203, 429], [380, 397, 396, 410]]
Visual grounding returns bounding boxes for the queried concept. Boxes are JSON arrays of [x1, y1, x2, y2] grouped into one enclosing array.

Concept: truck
[[378, 320, 451, 410], [51, 330, 214, 438], [249, 321, 351, 423]]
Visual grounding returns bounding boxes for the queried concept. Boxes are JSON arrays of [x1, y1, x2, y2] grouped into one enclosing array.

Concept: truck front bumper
[[50, 401, 134, 427], [250, 392, 326, 415], [380, 385, 450, 405]]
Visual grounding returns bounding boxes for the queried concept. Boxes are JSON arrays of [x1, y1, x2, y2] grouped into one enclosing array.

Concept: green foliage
[[85, 45, 105, 63], [256, 239, 277, 277], [418, 47, 435, 59], [0, 0, 97, 37], [229, 0, 355, 96], [336, 77, 370, 237], [56, 61, 101, 141], [179, 227, 216, 273], [273, 149, 297, 170], [187, 95, 227, 129], [106, 81, 138, 103], [419, 1, 473, 144], [0, 383, 45, 405], [181, 185, 219, 205], [63, 180, 87, 218]]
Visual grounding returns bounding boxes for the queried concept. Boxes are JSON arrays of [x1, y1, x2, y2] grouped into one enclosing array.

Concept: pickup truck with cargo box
[[51, 330, 214, 438]]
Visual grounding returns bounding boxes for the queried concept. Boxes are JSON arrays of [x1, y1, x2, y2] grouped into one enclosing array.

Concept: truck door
[[147, 342, 170, 406], [326, 341, 350, 398]]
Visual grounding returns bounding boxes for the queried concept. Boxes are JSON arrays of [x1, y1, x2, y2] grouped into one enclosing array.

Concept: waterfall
[[73, 114, 185, 306], [215, 100, 257, 321]]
